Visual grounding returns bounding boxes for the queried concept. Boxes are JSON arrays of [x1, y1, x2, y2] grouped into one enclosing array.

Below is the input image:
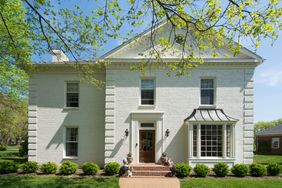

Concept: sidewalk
[[119, 177, 180, 188]]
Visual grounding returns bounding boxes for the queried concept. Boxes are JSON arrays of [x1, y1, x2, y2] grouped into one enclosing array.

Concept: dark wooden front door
[[139, 130, 155, 163]]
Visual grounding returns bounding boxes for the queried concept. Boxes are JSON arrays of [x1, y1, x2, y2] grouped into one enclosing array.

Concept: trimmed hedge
[[213, 162, 229, 177], [231, 164, 249, 177], [59, 161, 78, 175], [267, 163, 281, 176], [104, 162, 120, 175], [21, 161, 38, 173], [194, 164, 209, 177], [40, 162, 57, 174], [249, 163, 267, 177], [175, 163, 192, 178], [82, 162, 100, 175], [0, 161, 17, 174], [0, 144, 7, 151]]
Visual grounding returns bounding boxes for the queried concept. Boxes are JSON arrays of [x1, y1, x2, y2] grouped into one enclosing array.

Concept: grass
[[0, 175, 119, 188], [0, 146, 27, 164], [254, 154, 282, 164], [181, 178, 282, 188]]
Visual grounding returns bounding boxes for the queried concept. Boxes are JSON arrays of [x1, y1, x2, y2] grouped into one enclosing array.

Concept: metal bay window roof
[[184, 108, 238, 122]]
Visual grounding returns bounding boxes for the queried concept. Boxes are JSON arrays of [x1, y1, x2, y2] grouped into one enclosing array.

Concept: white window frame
[[65, 81, 80, 109], [272, 137, 280, 149], [189, 123, 235, 160], [63, 126, 79, 159], [199, 77, 216, 108], [140, 78, 156, 106]]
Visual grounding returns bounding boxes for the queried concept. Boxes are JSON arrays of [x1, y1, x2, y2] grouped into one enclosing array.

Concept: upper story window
[[200, 79, 214, 105], [141, 79, 155, 105], [66, 82, 79, 107]]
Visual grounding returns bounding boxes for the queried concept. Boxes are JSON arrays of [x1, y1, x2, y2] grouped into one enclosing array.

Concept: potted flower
[[160, 152, 168, 164], [127, 152, 133, 164]]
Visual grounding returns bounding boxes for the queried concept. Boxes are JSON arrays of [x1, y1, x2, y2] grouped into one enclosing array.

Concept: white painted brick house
[[28, 22, 262, 167]]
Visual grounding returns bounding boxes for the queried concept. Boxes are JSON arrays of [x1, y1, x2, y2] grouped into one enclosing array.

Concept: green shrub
[[213, 162, 229, 177], [0, 161, 18, 174], [249, 163, 267, 177], [21, 161, 38, 173], [104, 162, 120, 175], [59, 161, 78, 175], [40, 162, 57, 174], [82, 162, 100, 175], [175, 163, 192, 178], [267, 163, 281, 176], [193, 164, 209, 177], [231, 164, 249, 177], [0, 144, 7, 151], [19, 140, 28, 157]]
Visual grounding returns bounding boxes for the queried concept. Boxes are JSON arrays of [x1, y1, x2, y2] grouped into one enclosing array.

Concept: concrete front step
[[132, 170, 171, 177], [130, 164, 172, 177]]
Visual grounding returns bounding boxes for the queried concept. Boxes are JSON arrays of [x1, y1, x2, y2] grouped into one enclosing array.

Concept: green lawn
[[0, 176, 119, 188], [181, 178, 282, 188], [0, 146, 27, 164], [254, 154, 282, 164]]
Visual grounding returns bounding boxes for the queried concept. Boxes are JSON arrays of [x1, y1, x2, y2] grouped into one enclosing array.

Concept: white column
[[222, 124, 227, 159], [197, 124, 201, 158], [188, 124, 193, 159]]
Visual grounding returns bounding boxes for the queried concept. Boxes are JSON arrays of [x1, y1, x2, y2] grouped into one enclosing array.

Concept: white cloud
[[256, 69, 282, 87]]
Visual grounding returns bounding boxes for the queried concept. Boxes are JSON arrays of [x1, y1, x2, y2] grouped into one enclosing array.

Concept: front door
[[139, 130, 155, 163]]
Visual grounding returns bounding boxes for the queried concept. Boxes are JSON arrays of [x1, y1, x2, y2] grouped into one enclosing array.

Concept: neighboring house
[[28, 22, 263, 167], [256, 125, 282, 155]]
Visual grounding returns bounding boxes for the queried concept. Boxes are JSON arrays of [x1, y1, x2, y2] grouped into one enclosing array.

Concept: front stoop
[[130, 164, 171, 177]]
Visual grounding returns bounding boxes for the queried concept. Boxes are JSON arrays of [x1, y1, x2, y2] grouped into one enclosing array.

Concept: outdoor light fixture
[[125, 129, 129, 137], [165, 129, 170, 137]]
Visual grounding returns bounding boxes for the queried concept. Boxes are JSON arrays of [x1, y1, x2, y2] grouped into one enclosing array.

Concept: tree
[[254, 118, 282, 134], [0, 0, 281, 96]]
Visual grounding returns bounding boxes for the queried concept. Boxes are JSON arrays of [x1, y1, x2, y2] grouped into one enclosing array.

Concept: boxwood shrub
[[213, 162, 229, 177], [249, 163, 267, 177], [104, 162, 120, 175], [0, 161, 18, 174], [267, 163, 281, 176], [21, 161, 38, 173], [231, 164, 249, 177], [193, 164, 209, 177], [175, 163, 192, 178], [0, 144, 7, 151], [59, 161, 78, 175], [40, 162, 57, 174], [82, 162, 100, 175]]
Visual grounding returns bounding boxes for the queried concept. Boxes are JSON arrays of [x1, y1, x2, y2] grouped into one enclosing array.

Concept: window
[[272, 138, 280, 149], [141, 123, 154, 128], [65, 128, 78, 157], [66, 82, 79, 107], [192, 124, 233, 158], [200, 79, 214, 105], [201, 125, 222, 157], [141, 79, 155, 105]]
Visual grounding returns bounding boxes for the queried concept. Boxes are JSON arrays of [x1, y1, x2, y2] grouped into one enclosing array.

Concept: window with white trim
[[141, 79, 155, 105], [200, 79, 214, 105], [66, 82, 79, 107], [192, 124, 233, 158], [272, 138, 280, 149], [65, 128, 78, 157]]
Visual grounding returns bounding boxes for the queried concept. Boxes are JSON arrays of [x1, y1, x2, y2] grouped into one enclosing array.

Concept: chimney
[[52, 50, 69, 62]]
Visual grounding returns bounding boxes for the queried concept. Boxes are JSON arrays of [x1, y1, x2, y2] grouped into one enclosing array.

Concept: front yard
[[0, 146, 26, 164], [254, 154, 282, 164]]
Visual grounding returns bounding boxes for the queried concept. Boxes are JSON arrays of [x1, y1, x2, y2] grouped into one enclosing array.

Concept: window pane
[[201, 90, 214, 105], [141, 80, 154, 89], [67, 83, 79, 93], [201, 79, 213, 89], [193, 125, 197, 157], [66, 93, 79, 107], [200, 125, 222, 157], [226, 125, 232, 157], [66, 143, 78, 156], [66, 128, 78, 142], [141, 123, 154, 128]]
